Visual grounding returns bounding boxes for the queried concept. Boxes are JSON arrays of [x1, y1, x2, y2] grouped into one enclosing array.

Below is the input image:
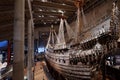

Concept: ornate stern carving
[[110, 1, 119, 39]]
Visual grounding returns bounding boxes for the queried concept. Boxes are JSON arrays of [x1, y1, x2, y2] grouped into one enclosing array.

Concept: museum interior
[[0, 0, 120, 80]]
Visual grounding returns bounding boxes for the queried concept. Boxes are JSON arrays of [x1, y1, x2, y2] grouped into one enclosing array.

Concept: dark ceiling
[[0, 0, 106, 41]]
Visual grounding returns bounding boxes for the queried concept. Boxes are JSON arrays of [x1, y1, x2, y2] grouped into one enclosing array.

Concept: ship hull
[[45, 54, 94, 80]]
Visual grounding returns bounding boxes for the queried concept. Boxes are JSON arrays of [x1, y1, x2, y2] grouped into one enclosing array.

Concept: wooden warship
[[45, 0, 119, 80]]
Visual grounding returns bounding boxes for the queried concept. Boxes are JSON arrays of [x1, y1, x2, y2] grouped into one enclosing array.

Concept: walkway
[[34, 61, 54, 80]]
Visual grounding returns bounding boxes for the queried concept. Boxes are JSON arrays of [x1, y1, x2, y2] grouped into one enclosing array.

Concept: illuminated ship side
[[45, 1, 119, 80]]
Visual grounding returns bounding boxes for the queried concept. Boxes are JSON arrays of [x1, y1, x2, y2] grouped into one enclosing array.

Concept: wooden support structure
[[32, 1, 76, 11], [27, 19, 33, 80], [13, 0, 25, 80], [27, 0, 34, 80]]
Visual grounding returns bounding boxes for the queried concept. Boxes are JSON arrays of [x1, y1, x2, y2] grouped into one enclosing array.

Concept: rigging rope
[[65, 19, 75, 40]]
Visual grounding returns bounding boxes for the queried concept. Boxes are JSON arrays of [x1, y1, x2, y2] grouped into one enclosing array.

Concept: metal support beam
[[13, 0, 25, 80]]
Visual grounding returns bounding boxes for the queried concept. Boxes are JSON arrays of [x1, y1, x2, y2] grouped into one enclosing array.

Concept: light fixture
[[51, 10, 57, 12], [42, 15, 44, 17], [39, 15, 42, 17], [58, 9, 64, 14], [39, 9, 43, 11], [44, 22, 46, 24], [62, 3, 65, 5], [41, 0, 47, 2]]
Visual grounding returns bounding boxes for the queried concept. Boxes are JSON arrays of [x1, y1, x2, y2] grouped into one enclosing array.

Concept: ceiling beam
[[33, 10, 62, 16], [0, 23, 13, 28], [0, 32, 13, 41], [34, 21, 56, 25], [0, 0, 14, 6], [0, 10, 29, 18], [33, 6, 76, 12], [35, 19, 59, 24], [33, 15, 58, 20], [0, 18, 13, 24], [0, 10, 13, 14], [0, 9, 29, 14], [0, 19, 13, 26], [32, 1, 76, 11], [34, 21, 60, 27], [0, 13, 13, 19], [0, 6, 14, 12], [47, 0, 75, 6], [33, 10, 74, 17], [0, 27, 13, 34]]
